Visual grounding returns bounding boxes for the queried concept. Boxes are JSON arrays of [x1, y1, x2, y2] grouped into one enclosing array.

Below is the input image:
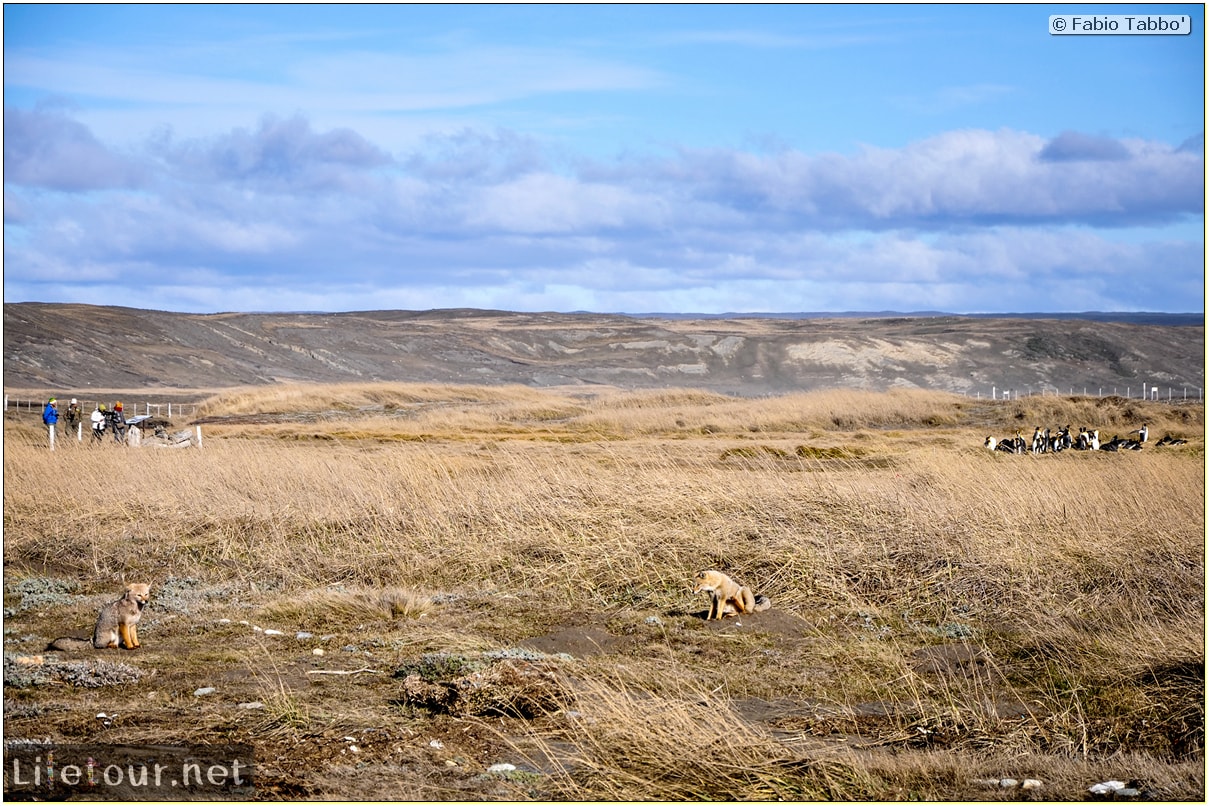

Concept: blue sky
[[4, 3, 1204, 314]]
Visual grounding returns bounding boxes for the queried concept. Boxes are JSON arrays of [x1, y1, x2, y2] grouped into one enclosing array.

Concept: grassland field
[[2, 383, 1205, 801]]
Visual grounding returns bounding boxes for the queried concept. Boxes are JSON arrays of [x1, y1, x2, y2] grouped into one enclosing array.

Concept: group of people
[[41, 397, 129, 444]]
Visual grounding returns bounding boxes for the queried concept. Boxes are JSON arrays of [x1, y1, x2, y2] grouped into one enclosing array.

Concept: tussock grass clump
[[262, 587, 431, 628]]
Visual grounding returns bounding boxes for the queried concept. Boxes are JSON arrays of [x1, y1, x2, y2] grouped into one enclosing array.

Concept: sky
[[3, 3, 1205, 315]]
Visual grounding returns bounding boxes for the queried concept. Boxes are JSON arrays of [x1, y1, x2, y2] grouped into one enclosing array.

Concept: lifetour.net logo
[[5, 742, 255, 800]]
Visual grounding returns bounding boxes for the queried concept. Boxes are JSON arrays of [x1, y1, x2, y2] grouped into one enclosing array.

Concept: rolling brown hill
[[3, 303, 1204, 398]]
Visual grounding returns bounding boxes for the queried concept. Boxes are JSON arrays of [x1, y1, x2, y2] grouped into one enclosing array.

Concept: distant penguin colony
[[984, 423, 1182, 455]]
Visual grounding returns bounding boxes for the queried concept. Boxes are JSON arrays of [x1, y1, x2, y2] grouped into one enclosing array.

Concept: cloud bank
[[4, 109, 1203, 314]]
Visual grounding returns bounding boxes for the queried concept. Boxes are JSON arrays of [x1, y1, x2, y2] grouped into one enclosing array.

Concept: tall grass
[[3, 384, 1203, 799]]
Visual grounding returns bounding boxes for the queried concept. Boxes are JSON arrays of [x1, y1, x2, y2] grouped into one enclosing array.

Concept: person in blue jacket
[[42, 397, 59, 427], [42, 397, 59, 445]]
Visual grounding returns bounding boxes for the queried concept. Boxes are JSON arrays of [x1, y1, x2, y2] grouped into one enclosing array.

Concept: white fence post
[[77, 422, 83, 442], [48, 424, 55, 452], [196, 425, 203, 449]]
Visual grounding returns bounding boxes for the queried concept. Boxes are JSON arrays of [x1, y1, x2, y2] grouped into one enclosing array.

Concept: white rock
[[218, 618, 231, 624], [263, 629, 284, 636], [312, 648, 325, 656], [488, 763, 517, 774], [999, 778, 1018, 788], [1089, 781, 1127, 795], [296, 631, 313, 640], [237, 701, 265, 710], [1021, 779, 1042, 790], [193, 687, 216, 696], [428, 739, 444, 749]]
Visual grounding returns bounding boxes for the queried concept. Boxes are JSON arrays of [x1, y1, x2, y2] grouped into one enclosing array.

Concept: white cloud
[[3, 111, 1202, 314], [658, 128, 1203, 227]]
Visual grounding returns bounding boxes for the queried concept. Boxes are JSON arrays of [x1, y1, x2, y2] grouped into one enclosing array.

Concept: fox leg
[[129, 622, 140, 648], [118, 622, 134, 650], [708, 592, 722, 619], [737, 587, 756, 614]]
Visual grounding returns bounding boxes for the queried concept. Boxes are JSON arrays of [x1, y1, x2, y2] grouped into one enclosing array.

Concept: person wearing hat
[[41, 397, 59, 449], [66, 398, 82, 435], [91, 404, 107, 443], [109, 401, 128, 444], [42, 397, 59, 426]]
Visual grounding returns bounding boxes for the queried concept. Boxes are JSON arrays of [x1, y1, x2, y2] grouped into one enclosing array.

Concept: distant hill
[[633, 311, 1204, 326], [3, 303, 1204, 398]]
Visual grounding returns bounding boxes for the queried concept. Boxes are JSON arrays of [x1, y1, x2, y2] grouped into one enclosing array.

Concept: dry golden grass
[[3, 383, 1203, 800]]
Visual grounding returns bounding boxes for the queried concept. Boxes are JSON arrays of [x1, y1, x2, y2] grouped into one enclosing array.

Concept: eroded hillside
[[3, 303, 1203, 397]]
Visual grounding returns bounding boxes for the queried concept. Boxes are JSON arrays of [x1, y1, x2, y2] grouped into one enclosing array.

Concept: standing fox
[[692, 570, 770, 620], [48, 583, 151, 651]]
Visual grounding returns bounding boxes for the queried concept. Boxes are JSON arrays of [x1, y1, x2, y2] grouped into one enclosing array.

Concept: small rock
[[644, 616, 663, 626], [1117, 788, 1140, 798], [1021, 779, 1043, 790], [999, 778, 1018, 788], [487, 763, 516, 774], [312, 648, 325, 656], [347, 745, 360, 754], [237, 701, 265, 710], [296, 631, 313, 640], [263, 629, 284, 636], [428, 739, 444, 749], [218, 618, 231, 624], [193, 686, 216, 697], [1090, 781, 1127, 795]]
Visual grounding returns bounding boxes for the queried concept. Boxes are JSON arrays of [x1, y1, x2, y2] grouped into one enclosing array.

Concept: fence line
[[3, 386, 1205, 413], [972, 385, 1203, 401], [3, 397, 201, 417]]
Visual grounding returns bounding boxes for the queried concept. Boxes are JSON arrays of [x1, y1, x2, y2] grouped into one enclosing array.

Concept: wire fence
[[4, 397, 201, 418], [4, 384, 1204, 416], [971, 384, 1203, 401]]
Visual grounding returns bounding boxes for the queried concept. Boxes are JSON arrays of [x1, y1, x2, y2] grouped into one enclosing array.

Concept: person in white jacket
[[91, 404, 107, 443]]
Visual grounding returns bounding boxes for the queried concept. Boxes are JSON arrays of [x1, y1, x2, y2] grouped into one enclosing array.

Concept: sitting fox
[[48, 583, 151, 651], [692, 570, 770, 620]]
